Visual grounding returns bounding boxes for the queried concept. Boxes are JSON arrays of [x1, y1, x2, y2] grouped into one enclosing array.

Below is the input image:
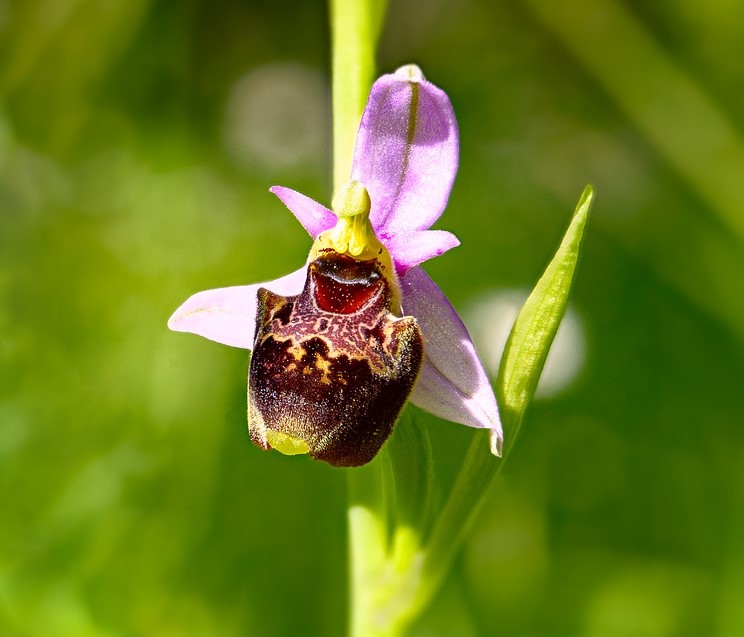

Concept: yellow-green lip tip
[[267, 430, 310, 456]]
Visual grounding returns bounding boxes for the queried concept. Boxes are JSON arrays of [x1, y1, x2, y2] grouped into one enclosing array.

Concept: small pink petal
[[168, 267, 307, 349], [270, 186, 337, 238], [400, 267, 503, 455], [383, 230, 460, 275], [352, 65, 459, 236]]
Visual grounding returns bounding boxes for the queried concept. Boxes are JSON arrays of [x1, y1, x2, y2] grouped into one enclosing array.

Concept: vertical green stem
[[329, 0, 388, 191], [330, 1, 390, 634], [346, 411, 434, 637], [347, 453, 395, 637]]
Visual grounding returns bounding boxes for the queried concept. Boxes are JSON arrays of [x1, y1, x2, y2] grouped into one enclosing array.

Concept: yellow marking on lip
[[314, 353, 332, 385], [286, 342, 307, 361], [266, 430, 310, 456]]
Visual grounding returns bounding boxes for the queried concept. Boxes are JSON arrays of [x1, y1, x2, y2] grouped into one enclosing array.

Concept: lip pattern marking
[[248, 252, 424, 467]]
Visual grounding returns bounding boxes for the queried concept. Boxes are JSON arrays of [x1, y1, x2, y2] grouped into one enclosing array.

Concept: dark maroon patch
[[247, 252, 423, 467], [312, 254, 382, 314]]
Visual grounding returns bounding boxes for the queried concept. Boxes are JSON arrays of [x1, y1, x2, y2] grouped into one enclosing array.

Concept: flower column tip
[[331, 180, 372, 219]]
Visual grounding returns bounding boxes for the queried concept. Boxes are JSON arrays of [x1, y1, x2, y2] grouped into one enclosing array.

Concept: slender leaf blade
[[497, 185, 594, 448]]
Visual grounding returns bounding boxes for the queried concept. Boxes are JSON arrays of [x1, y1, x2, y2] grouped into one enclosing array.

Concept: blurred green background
[[2, 0, 743, 635]]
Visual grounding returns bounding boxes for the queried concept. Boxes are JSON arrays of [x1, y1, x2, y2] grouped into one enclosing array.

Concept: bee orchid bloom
[[168, 65, 502, 466]]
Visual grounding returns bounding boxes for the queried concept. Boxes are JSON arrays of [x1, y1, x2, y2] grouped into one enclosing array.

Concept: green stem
[[347, 452, 395, 637], [346, 414, 433, 637], [330, 1, 393, 634], [329, 0, 388, 191]]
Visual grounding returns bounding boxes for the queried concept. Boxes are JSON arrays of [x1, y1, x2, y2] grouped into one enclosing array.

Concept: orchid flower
[[168, 65, 502, 466]]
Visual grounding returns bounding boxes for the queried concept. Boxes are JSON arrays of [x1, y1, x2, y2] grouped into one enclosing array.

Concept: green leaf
[[497, 184, 594, 448], [409, 187, 594, 631]]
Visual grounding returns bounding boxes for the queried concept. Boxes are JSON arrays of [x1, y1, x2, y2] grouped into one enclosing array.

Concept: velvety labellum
[[248, 251, 424, 467]]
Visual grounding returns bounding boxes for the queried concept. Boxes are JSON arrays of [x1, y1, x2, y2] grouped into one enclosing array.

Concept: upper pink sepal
[[352, 65, 459, 237]]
